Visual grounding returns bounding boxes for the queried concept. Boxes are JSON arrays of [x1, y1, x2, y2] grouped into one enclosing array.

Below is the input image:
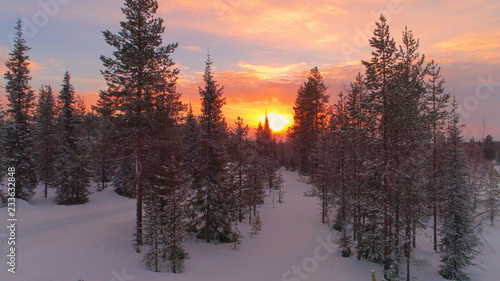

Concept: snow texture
[[0, 170, 499, 280]]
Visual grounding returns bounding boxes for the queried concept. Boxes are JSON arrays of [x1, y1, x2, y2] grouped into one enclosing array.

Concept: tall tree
[[256, 113, 279, 197], [54, 72, 90, 205], [439, 100, 480, 281], [288, 67, 329, 174], [3, 19, 37, 200], [35, 85, 58, 198], [362, 15, 398, 279], [485, 162, 500, 226], [424, 59, 450, 252], [189, 55, 234, 243], [100, 0, 179, 249], [143, 151, 189, 273], [90, 90, 117, 192], [229, 116, 251, 222]]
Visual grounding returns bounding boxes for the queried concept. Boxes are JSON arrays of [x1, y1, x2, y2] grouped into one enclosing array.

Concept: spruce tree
[[35, 85, 57, 198], [229, 116, 251, 222], [256, 113, 279, 197], [143, 153, 189, 273], [54, 72, 90, 205], [485, 162, 500, 226], [3, 19, 37, 200], [439, 100, 480, 281], [89, 90, 117, 192], [483, 135, 496, 161], [183, 103, 199, 174], [424, 59, 450, 252], [288, 67, 329, 174], [362, 15, 399, 279], [100, 0, 179, 248], [189, 55, 234, 243]]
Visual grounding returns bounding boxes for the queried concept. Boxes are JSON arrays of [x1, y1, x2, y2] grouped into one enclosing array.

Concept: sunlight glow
[[259, 112, 293, 132]]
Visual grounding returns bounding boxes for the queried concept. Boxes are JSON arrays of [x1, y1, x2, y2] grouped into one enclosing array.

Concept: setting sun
[[259, 112, 293, 132]]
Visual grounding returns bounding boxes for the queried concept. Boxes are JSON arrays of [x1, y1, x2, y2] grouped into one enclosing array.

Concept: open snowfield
[[1, 170, 499, 281]]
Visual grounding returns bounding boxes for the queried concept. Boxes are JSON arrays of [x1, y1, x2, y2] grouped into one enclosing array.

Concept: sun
[[259, 112, 293, 132]]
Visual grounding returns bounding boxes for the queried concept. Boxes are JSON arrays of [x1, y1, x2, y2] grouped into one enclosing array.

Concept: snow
[[0, 171, 499, 281]]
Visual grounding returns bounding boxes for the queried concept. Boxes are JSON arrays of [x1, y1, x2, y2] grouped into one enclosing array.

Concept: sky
[[0, 0, 499, 138]]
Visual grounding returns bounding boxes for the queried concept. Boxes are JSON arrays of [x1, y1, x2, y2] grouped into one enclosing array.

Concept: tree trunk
[[136, 131, 144, 251]]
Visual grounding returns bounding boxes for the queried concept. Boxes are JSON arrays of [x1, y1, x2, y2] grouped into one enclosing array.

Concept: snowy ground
[[0, 170, 499, 281]]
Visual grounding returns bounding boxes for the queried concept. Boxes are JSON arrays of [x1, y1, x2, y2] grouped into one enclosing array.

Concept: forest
[[2, 0, 500, 280]]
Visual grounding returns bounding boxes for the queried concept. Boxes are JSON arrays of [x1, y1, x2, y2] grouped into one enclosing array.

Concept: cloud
[[182, 45, 204, 52], [431, 33, 500, 64], [159, 0, 344, 50]]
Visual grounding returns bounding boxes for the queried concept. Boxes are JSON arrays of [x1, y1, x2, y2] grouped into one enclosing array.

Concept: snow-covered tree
[[89, 90, 117, 192], [439, 100, 480, 281], [3, 19, 38, 200], [424, 59, 450, 252], [35, 85, 57, 197], [250, 210, 263, 237], [256, 114, 279, 197], [288, 67, 329, 175], [189, 55, 234, 243], [143, 154, 189, 273], [100, 0, 179, 248], [54, 72, 90, 205], [484, 162, 500, 226], [228, 116, 252, 222]]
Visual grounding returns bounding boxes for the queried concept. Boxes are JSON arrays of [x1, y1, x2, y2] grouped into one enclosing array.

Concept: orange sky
[[1, 0, 499, 137]]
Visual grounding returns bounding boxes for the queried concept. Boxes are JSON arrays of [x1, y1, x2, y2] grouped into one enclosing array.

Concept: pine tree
[[232, 220, 243, 251], [485, 162, 500, 226], [189, 55, 234, 243], [362, 15, 399, 279], [143, 153, 189, 273], [89, 90, 117, 192], [35, 85, 58, 198], [439, 100, 480, 281], [184, 103, 199, 174], [229, 116, 251, 222], [3, 19, 37, 200], [54, 72, 90, 205], [424, 59, 450, 252], [100, 0, 179, 248], [250, 210, 263, 237], [256, 113, 279, 197], [275, 170, 285, 204], [245, 146, 266, 225], [483, 135, 496, 161], [288, 67, 329, 175]]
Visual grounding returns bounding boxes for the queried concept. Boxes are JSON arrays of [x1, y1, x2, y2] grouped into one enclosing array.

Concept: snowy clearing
[[1, 170, 499, 281]]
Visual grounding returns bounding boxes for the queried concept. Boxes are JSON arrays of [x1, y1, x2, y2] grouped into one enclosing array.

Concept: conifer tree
[[100, 0, 179, 248], [229, 116, 251, 222], [485, 162, 500, 226], [483, 135, 496, 161], [35, 85, 57, 197], [250, 210, 263, 237], [439, 100, 480, 281], [143, 153, 189, 273], [362, 15, 400, 279], [184, 103, 199, 174], [424, 59, 450, 252], [256, 113, 279, 197], [89, 90, 116, 192], [54, 72, 90, 205], [189, 55, 234, 243], [288, 67, 329, 174], [3, 19, 37, 200]]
